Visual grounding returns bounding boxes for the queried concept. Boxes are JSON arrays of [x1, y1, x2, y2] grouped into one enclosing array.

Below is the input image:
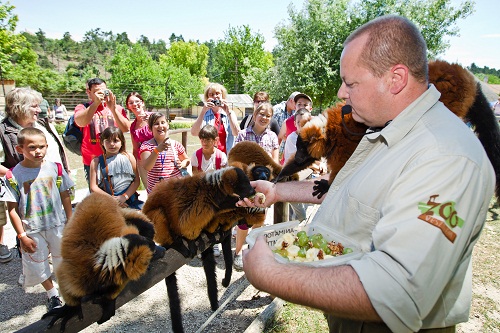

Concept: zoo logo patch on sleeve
[[417, 194, 464, 243]]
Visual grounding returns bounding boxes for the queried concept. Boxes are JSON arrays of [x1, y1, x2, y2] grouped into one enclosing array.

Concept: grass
[[266, 303, 329, 332]]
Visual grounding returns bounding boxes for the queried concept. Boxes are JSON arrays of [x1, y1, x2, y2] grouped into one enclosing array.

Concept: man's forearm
[[275, 178, 325, 204], [255, 261, 380, 321], [112, 110, 131, 133], [74, 103, 98, 127]]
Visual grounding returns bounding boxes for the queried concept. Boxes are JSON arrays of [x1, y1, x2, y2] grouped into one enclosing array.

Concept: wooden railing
[[169, 127, 191, 150], [16, 249, 194, 332]]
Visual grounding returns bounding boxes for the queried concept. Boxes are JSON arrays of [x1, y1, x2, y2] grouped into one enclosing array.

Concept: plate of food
[[246, 221, 363, 266]]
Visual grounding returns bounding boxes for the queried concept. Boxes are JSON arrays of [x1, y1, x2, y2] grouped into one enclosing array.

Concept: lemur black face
[[274, 136, 317, 183], [251, 166, 271, 181]]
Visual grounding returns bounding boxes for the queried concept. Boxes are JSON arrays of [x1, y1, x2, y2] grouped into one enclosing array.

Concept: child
[[283, 108, 312, 163], [191, 124, 228, 256], [89, 127, 144, 210], [283, 108, 312, 221], [3, 128, 74, 311], [233, 102, 279, 270], [278, 93, 313, 164], [140, 112, 190, 194], [191, 124, 228, 175]]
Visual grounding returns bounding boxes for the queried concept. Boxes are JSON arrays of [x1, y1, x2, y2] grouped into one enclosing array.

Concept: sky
[[9, 0, 500, 70]]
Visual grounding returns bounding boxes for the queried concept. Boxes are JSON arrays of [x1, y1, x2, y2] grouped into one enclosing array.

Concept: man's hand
[[236, 180, 277, 208], [106, 90, 117, 111], [243, 235, 278, 291]]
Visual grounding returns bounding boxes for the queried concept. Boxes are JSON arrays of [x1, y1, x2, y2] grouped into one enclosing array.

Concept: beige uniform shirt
[[312, 85, 495, 332]]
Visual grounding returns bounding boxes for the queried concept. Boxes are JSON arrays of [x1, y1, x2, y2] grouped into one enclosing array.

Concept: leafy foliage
[[164, 41, 209, 77], [470, 63, 500, 79], [246, 0, 475, 110], [211, 25, 273, 94], [1, 0, 486, 112], [107, 43, 204, 109], [0, 2, 30, 76]]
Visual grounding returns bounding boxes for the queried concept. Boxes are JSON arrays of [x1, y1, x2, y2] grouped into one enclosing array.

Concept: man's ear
[[389, 64, 408, 94], [15, 145, 23, 154]]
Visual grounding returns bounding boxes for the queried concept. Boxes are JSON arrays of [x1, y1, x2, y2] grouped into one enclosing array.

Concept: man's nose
[[337, 82, 348, 100]]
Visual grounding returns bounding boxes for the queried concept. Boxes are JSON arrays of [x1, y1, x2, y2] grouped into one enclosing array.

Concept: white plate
[[246, 221, 364, 266]]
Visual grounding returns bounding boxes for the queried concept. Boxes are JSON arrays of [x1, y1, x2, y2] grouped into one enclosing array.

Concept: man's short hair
[[87, 78, 106, 91], [344, 15, 428, 83]]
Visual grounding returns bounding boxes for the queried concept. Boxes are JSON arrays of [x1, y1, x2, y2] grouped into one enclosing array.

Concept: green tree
[[107, 43, 203, 109], [79, 28, 114, 75], [115, 32, 131, 46], [0, 1, 30, 77], [10, 58, 61, 94], [35, 28, 47, 54], [260, 0, 474, 109], [149, 39, 168, 61], [211, 25, 273, 94], [164, 40, 209, 77], [107, 43, 161, 105], [158, 56, 205, 109], [169, 33, 184, 43], [57, 32, 78, 60]]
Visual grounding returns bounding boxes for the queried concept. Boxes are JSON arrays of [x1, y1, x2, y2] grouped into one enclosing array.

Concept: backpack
[[62, 114, 83, 156], [195, 148, 222, 171], [62, 102, 89, 156]]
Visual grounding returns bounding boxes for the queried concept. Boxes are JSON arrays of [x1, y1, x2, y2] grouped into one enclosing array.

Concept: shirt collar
[[367, 84, 441, 147]]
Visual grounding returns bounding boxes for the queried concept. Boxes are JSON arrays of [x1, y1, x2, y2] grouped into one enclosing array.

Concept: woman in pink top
[[126, 92, 153, 188]]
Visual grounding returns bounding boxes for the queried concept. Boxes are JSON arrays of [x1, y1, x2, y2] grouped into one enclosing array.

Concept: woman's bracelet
[[153, 147, 160, 154], [123, 194, 129, 200], [18, 232, 27, 239]]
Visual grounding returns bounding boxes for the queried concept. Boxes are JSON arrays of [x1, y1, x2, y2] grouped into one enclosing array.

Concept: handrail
[[169, 127, 191, 150], [16, 249, 192, 333]]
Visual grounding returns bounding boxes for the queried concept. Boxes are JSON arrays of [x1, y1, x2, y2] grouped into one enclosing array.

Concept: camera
[[213, 99, 221, 106], [103, 89, 110, 96]]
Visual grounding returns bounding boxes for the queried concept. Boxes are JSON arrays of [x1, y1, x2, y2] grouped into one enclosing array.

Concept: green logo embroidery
[[417, 195, 464, 243]]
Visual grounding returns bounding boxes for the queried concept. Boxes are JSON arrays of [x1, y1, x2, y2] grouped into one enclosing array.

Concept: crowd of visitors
[[0, 14, 496, 332]]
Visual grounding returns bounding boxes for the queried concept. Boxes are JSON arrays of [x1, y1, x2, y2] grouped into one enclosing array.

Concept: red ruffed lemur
[[277, 60, 500, 202], [42, 193, 165, 332]]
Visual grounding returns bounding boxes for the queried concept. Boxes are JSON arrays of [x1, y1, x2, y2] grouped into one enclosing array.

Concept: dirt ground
[[456, 199, 500, 332]]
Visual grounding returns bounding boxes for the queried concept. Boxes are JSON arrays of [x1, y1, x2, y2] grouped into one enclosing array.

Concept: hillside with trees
[[1, 0, 487, 112]]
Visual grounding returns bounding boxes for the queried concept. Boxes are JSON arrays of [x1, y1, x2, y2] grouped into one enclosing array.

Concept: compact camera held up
[[212, 99, 221, 106], [103, 89, 110, 96]]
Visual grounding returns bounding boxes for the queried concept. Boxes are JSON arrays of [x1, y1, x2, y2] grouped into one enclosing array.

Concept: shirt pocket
[[342, 192, 380, 252]]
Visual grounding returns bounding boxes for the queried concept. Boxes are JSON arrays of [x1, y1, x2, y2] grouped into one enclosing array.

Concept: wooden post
[[169, 128, 189, 151]]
